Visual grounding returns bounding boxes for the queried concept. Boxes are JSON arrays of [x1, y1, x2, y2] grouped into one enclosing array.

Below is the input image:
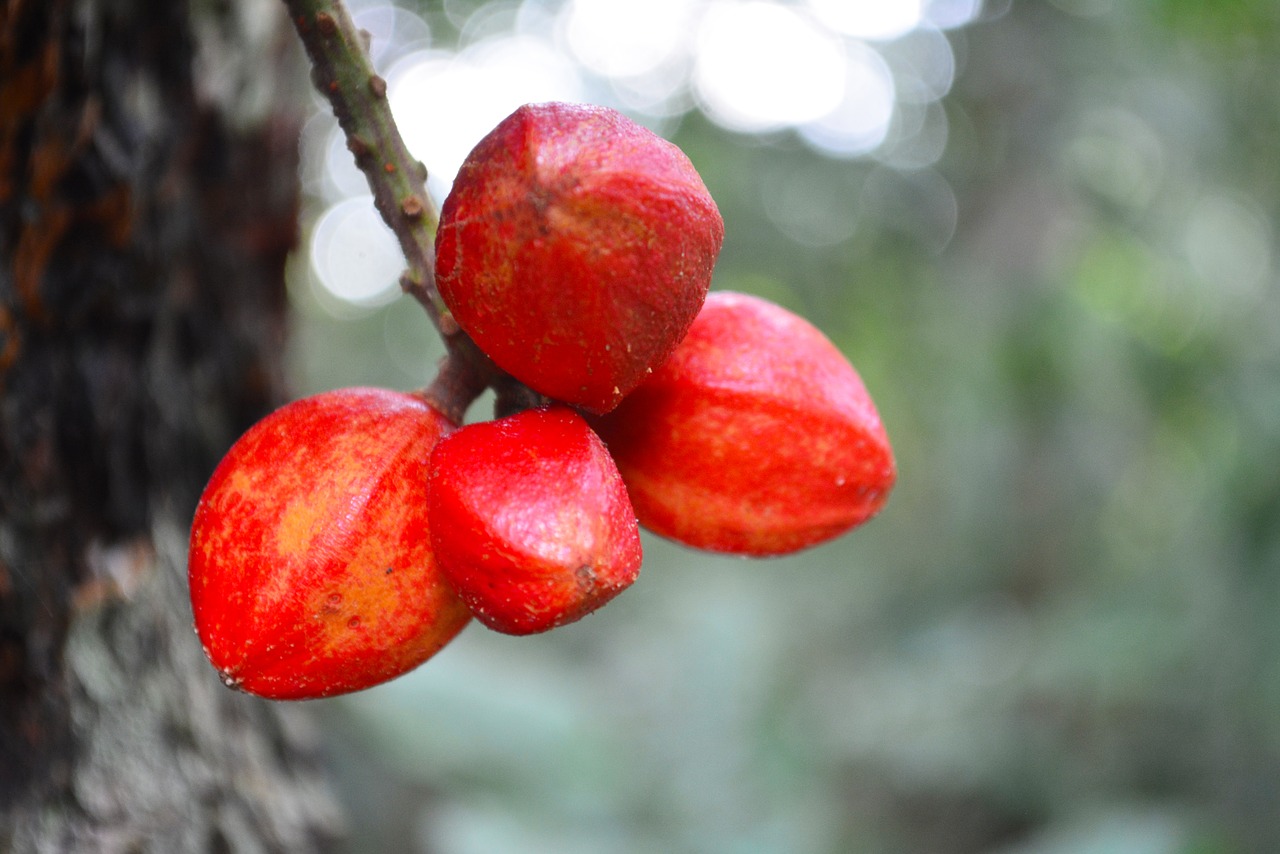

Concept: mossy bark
[[0, 0, 344, 848]]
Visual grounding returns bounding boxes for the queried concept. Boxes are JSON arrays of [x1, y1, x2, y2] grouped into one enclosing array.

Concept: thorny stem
[[281, 0, 511, 417]]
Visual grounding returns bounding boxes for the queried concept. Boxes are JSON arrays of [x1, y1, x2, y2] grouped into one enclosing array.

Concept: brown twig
[[281, 0, 506, 417]]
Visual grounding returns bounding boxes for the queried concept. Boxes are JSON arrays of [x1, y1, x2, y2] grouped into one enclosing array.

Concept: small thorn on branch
[[401, 195, 425, 220], [439, 314, 460, 336], [347, 135, 372, 166]]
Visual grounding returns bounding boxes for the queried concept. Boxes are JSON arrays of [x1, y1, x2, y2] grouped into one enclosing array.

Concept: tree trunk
[[1, 0, 345, 849]]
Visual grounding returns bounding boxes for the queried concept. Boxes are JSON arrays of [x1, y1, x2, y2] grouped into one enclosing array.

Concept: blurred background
[[285, 0, 1280, 851]]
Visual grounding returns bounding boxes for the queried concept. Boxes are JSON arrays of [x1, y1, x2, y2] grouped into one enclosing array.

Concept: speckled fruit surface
[[428, 405, 641, 635], [188, 387, 471, 700], [434, 101, 723, 414], [593, 292, 896, 556]]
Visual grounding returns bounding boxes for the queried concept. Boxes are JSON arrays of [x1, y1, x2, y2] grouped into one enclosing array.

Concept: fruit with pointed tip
[[592, 291, 896, 556], [434, 101, 724, 414], [428, 405, 642, 634], [188, 387, 470, 700]]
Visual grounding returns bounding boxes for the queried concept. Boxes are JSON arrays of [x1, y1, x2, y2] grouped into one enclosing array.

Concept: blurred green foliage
[[288, 2, 1280, 851]]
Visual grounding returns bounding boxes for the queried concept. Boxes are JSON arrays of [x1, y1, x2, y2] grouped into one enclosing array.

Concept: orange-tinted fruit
[[188, 387, 471, 700], [593, 292, 896, 556], [435, 101, 723, 414], [428, 405, 642, 635]]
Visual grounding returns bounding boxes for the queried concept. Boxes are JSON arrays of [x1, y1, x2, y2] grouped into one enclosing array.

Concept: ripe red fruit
[[188, 387, 471, 700], [427, 405, 642, 635], [434, 101, 724, 414], [592, 292, 896, 556]]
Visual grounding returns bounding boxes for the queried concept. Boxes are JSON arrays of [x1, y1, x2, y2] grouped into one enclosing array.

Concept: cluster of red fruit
[[188, 103, 896, 701]]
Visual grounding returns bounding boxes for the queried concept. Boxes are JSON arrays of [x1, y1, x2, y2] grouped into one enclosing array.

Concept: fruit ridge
[[188, 387, 471, 700], [428, 405, 642, 635], [435, 101, 724, 414], [593, 291, 897, 556]]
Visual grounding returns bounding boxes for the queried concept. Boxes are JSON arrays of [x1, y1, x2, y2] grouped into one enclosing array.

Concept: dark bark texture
[[1, 0, 344, 849]]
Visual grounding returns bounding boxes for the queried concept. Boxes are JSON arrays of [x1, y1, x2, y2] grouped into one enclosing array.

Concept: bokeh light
[[692, 1, 846, 133], [1184, 192, 1272, 303], [807, 0, 924, 41], [387, 35, 586, 203], [797, 41, 897, 157], [299, 0, 986, 312], [561, 0, 698, 79], [307, 196, 404, 308]]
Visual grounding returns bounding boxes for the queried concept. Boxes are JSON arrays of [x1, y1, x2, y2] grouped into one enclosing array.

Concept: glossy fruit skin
[[188, 387, 471, 700], [427, 405, 642, 635], [435, 101, 724, 414], [592, 292, 896, 556]]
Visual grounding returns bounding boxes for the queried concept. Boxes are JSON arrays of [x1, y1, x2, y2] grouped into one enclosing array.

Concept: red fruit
[[188, 387, 471, 700], [592, 292, 896, 556], [427, 405, 642, 635], [435, 101, 724, 414]]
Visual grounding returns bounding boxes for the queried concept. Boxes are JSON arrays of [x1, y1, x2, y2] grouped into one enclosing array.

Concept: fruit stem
[[492, 377, 551, 419], [283, 0, 439, 311], [419, 350, 495, 425], [281, 0, 512, 417]]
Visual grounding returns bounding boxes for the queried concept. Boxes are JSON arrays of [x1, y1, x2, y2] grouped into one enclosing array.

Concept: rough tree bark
[[1, 0, 345, 849]]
